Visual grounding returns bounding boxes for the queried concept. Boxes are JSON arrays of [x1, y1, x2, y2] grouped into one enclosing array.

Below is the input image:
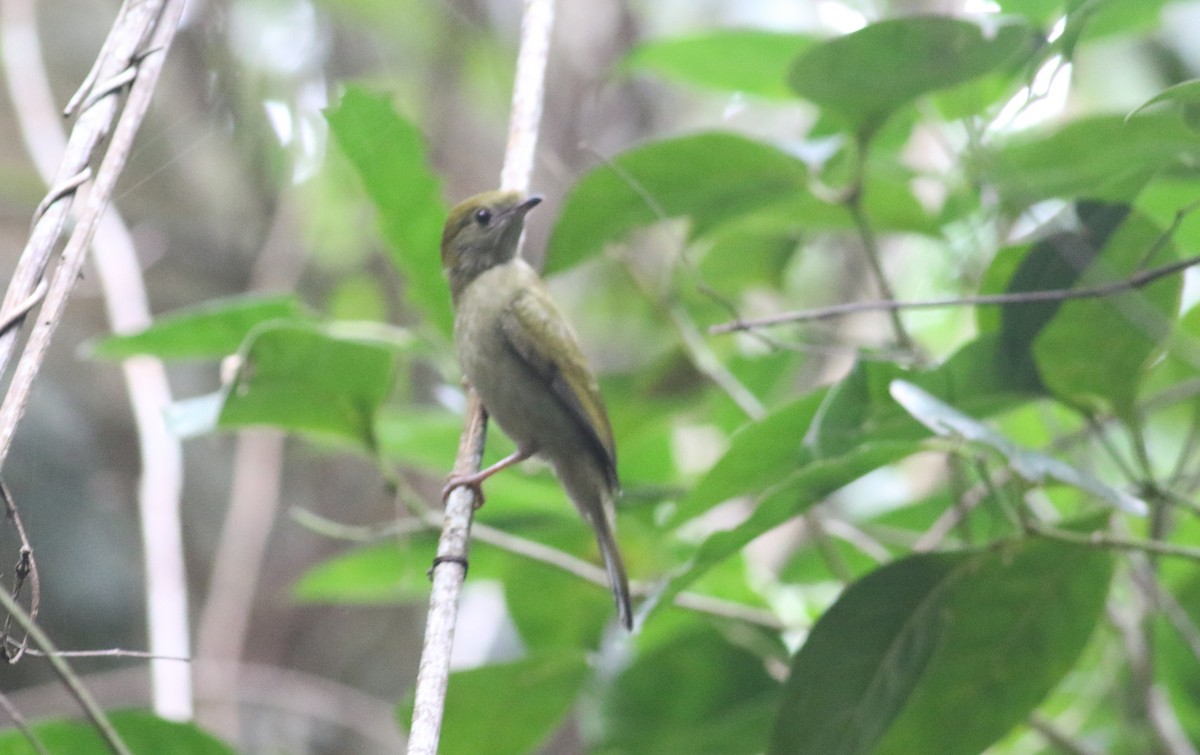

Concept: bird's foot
[[441, 473, 487, 509]]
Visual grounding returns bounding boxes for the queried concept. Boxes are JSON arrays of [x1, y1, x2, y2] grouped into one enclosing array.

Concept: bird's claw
[[442, 474, 486, 509]]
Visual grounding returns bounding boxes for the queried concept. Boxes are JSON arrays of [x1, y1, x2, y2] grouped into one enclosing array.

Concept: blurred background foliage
[[5, 0, 1200, 753]]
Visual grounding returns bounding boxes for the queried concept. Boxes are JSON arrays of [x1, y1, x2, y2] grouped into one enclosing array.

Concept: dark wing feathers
[[498, 288, 617, 487]]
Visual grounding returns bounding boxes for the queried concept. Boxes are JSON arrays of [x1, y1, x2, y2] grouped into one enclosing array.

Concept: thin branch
[[1027, 713, 1101, 755], [194, 431, 285, 739], [1026, 523, 1200, 563], [0, 0, 190, 718], [0, 688, 48, 755], [845, 184, 916, 353], [408, 1, 556, 751], [711, 253, 1200, 334], [0, 480, 39, 664], [579, 146, 768, 419], [0, 585, 131, 755], [408, 394, 490, 755], [293, 505, 786, 630], [0, 3, 194, 717], [4, 637, 188, 661]]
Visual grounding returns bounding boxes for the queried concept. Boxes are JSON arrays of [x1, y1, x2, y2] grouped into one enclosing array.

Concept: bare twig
[[711, 253, 1200, 334], [195, 198, 305, 741], [1026, 523, 1200, 563], [0, 0, 168, 452], [0, 585, 131, 755], [0, 0, 190, 718], [293, 505, 787, 630], [1028, 713, 1101, 755], [0, 688, 48, 755], [4, 637, 187, 661], [0, 481, 39, 664]]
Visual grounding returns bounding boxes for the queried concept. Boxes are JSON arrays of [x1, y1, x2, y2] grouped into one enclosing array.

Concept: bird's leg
[[442, 448, 533, 508]]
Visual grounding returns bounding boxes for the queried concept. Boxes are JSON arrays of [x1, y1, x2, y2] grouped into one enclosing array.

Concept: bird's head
[[441, 191, 542, 301]]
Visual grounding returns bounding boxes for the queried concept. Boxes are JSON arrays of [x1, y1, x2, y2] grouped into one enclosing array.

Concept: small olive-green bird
[[440, 190, 633, 630]]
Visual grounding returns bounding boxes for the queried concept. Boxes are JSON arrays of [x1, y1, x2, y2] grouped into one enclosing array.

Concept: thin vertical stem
[[406, 2, 556, 752]]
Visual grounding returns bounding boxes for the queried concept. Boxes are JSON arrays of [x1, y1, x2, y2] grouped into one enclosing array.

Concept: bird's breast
[[453, 263, 582, 457]]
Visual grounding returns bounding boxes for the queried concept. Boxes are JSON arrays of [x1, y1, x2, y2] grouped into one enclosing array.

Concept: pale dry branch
[[0, 0, 190, 719]]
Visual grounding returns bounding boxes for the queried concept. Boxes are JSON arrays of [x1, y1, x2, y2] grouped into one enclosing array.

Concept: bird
[[439, 189, 633, 630]]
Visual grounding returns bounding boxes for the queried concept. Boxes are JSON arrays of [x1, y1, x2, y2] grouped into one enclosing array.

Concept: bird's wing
[[498, 286, 617, 485]]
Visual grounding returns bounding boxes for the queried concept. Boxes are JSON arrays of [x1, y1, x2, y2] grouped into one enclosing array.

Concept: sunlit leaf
[[326, 87, 450, 334], [626, 30, 816, 99], [218, 321, 404, 448], [546, 132, 810, 273], [890, 380, 1146, 514], [788, 16, 1036, 136], [89, 294, 309, 361]]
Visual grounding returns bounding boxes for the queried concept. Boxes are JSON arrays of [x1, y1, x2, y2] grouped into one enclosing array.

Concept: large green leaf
[[1033, 210, 1182, 420], [400, 652, 590, 755], [0, 710, 233, 754], [788, 16, 1036, 137], [982, 113, 1200, 207], [89, 294, 309, 361], [600, 623, 780, 755], [625, 30, 817, 99], [545, 132, 809, 273], [326, 87, 450, 334], [218, 321, 403, 448], [989, 201, 1132, 392], [770, 536, 1114, 755]]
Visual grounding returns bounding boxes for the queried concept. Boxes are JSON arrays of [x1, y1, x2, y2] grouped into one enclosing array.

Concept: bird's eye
[[474, 208, 492, 226]]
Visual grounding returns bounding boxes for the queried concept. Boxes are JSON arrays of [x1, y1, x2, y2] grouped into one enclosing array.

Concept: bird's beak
[[513, 194, 543, 217]]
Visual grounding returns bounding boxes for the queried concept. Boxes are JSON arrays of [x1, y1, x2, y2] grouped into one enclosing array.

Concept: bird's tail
[[557, 458, 633, 630], [592, 503, 633, 630]]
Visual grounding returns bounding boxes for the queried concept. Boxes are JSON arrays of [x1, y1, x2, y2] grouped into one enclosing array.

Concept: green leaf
[[601, 623, 780, 755], [293, 536, 516, 605], [502, 525, 613, 649], [770, 536, 1114, 755], [89, 294, 309, 361], [1033, 210, 1181, 420], [788, 16, 1036, 136], [292, 538, 436, 604], [992, 201, 1132, 392], [769, 552, 951, 755], [0, 710, 233, 754], [661, 441, 914, 610], [993, 0, 1060, 25], [806, 338, 1033, 460], [545, 132, 809, 274], [983, 113, 1200, 207], [890, 380, 1147, 515], [872, 538, 1113, 754], [326, 87, 450, 335], [1128, 79, 1200, 128], [675, 391, 824, 521], [218, 321, 403, 448], [374, 407, 463, 470], [402, 652, 589, 755], [625, 30, 816, 99]]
